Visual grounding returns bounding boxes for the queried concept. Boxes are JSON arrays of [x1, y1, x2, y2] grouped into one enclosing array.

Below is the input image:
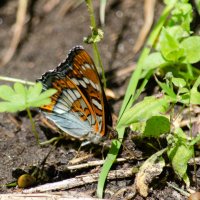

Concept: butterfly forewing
[[37, 46, 112, 143]]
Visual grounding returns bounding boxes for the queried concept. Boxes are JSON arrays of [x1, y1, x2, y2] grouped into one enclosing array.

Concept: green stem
[[0, 76, 35, 85], [93, 43, 106, 87], [85, 0, 107, 88], [167, 182, 189, 197], [85, 0, 96, 28], [26, 107, 39, 144], [40, 136, 65, 146]]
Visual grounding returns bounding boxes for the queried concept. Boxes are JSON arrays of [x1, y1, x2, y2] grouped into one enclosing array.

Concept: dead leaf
[[135, 148, 166, 197]]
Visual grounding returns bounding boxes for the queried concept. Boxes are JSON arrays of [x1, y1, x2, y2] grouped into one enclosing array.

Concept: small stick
[[23, 167, 134, 193], [67, 157, 132, 170], [69, 154, 95, 165]]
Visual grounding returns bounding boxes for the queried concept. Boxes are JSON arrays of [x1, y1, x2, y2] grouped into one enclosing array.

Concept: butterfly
[[37, 46, 112, 144]]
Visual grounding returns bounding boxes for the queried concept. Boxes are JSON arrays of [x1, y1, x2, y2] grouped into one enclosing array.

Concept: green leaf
[[167, 129, 193, 187], [0, 102, 19, 113], [160, 28, 185, 62], [28, 98, 52, 108], [181, 36, 200, 64], [143, 116, 170, 137], [179, 87, 189, 94], [190, 134, 200, 146], [14, 82, 26, 97], [27, 82, 56, 107], [179, 85, 200, 105], [0, 85, 15, 101], [130, 121, 146, 133], [190, 89, 200, 104], [0, 82, 57, 113], [182, 173, 190, 187], [118, 96, 170, 127], [27, 82, 43, 98], [34, 88, 56, 100], [171, 77, 186, 88], [156, 79, 177, 101], [142, 52, 167, 70], [168, 141, 193, 186], [97, 139, 121, 197], [194, 0, 200, 15], [164, 0, 178, 6], [188, 75, 200, 104], [180, 93, 190, 104], [0, 83, 27, 112], [169, 2, 192, 33], [166, 26, 189, 40]]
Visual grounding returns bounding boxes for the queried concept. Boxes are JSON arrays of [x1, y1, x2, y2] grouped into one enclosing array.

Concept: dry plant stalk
[[133, 0, 157, 53], [0, 191, 105, 200], [23, 168, 134, 193], [67, 157, 130, 170], [57, 0, 83, 17], [0, 0, 28, 67], [43, 0, 60, 13]]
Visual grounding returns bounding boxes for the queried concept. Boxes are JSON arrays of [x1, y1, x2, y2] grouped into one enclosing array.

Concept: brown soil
[[0, 0, 190, 199]]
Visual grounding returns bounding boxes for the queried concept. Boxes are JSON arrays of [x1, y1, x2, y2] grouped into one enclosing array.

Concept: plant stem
[[167, 182, 189, 197], [40, 136, 65, 146], [93, 43, 106, 87], [85, 0, 107, 88], [85, 0, 96, 28], [26, 107, 39, 144], [0, 76, 35, 85]]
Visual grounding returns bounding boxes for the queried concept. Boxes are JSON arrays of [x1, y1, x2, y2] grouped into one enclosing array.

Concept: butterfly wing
[[37, 46, 112, 143]]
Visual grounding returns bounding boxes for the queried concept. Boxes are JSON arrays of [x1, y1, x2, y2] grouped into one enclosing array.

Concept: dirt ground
[[0, 0, 191, 199]]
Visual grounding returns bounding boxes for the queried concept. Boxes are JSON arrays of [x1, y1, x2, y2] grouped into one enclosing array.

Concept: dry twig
[[57, 0, 83, 17], [0, 191, 104, 200], [23, 168, 134, 193], [67, 157, 131, 170], [43, 0, 60, 13], [69, 153, 96, 165], [0, 0, 28, 67], [133, 0, 157, 53]]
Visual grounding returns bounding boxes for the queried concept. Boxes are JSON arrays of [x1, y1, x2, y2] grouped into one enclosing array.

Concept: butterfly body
[[37, 46, 112, 144]]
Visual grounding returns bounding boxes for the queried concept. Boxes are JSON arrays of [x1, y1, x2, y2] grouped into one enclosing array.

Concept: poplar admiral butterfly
[[37, 46, 112, 144]]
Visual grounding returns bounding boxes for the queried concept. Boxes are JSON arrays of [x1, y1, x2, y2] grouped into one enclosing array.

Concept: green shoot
[[0, 76, 35, 85]]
